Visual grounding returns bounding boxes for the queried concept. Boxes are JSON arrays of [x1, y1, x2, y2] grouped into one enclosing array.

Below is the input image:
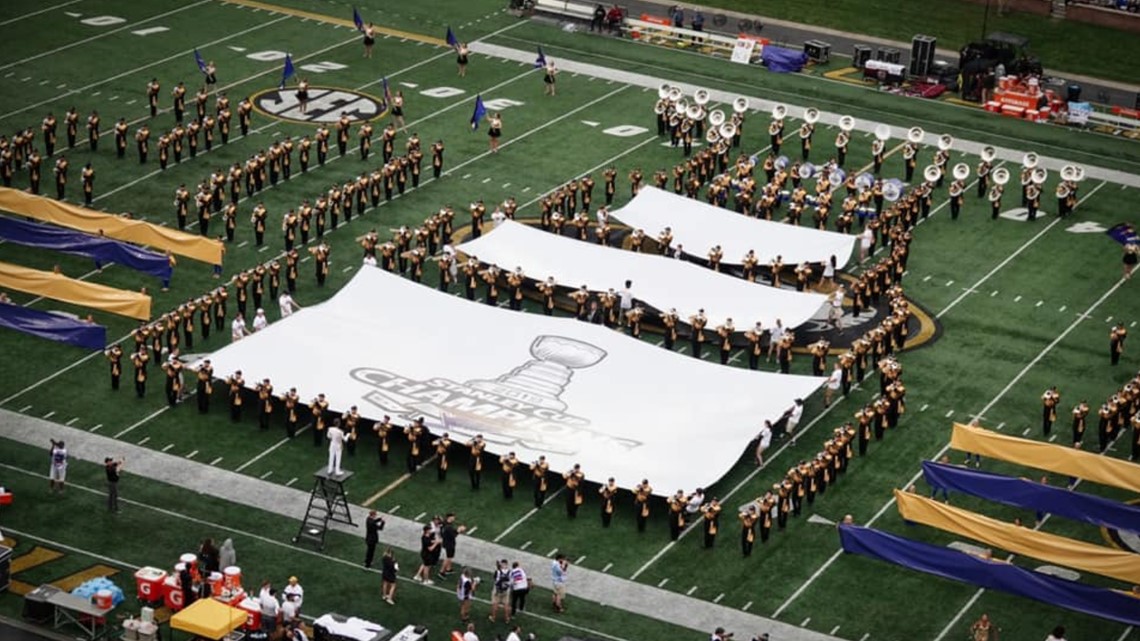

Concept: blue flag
[[534, 46, 546, 68], [470, 95, 487, 130], [194, 48, 208, 74], [353, 7, 364, 31], [446, 26, 459, 47], [382, 76, 392, 105], [279, 54, 295, 90], [1107, 223, 1140, 246]]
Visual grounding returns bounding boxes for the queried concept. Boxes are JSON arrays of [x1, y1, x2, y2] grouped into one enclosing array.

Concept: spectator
[[551, 554, 569, 613], [755, 422, 773, 467], [104, 457, 123, 513], [283, 576, 304, 613], [364, 510, 385, 568], [1045, 626, 1067, 641], [199, 538, 220, 574], [591, 4, 605, 32], [280, 592, 299, 627], [381, 548, 398, 605], [49, 438, 67, 494], [509, 561, 530, 618], [489, 559, 512, 623], [691, 10, 704, 41], [671, 5, 684, 28], [258, 585, 279, 635], [413, 524, 440, 585], [606, 5, 623, 32], [457, 568, 478, 623], [219, 538, 237, 570]]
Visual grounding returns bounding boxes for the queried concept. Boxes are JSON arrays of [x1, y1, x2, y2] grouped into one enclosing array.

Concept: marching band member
[[871, 136, 884, 174], [902, 140, 917, 182], [948, 175, 965, 220], [633, 479, 652, 532], [661, 308, 679, 351], [1111, 323, 1128, 366], [689, 308, 708, 358], [1026, 179, 1041, 221], [769, 116, 783, 155], [835, 127, 849, 167], [989, 178, 1004, 220], [700, 498, 721, 548], [563, 464, 585, 518], [799, 121, 814, 161], [599, 478, 618, 527], [531, 456, 550, 507], [976, 158, 991, 198], [1042, 386, 1060, 436], [716, 318, 735, 365], [467, 434, 485, 488]]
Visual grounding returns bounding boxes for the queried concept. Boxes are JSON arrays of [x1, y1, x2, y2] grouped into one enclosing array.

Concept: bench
[[534, 0, 598, 22], [623, 17, 765, 62]]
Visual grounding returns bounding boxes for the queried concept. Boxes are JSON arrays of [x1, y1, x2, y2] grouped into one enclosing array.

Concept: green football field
[[1, 1, 1139, 641]]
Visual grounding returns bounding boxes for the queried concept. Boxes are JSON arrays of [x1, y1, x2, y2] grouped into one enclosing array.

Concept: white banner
[[730, 38, 756, 65], [456, 221, 826, 329], [611, 187, 858, 269], [204, 269, 824, 493]]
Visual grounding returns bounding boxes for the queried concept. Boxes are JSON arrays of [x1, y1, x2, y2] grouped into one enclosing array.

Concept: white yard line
[[0, 1, 212, 72], [492, 487, 565, 542], [234, 427, 308, 472], [772, 273, 1129, 618], [0, 0, 85, 27], [0, 16, 292, 122], [113, 406, 169, 439]]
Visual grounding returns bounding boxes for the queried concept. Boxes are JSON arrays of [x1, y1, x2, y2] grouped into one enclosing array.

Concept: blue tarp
[[839, 525, 1140, 626], [923, 460, 1140, 534], [0, 301, 105, 350], [761, 46, 807, 73], [0, 215, 172, 280]]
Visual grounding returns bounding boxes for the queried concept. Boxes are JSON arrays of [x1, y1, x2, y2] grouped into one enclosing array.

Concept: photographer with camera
[[104, 456, 124, 512]]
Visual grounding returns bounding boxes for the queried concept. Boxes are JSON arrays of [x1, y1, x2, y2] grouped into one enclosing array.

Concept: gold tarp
[[170, 598, 247, 640], [0, 187, 223, 264], [0, 261, 151, 320], [950, 423, 1140, 494], [895, 489, 1140, 584]]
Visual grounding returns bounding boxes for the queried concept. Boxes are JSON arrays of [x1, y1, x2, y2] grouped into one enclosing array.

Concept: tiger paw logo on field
[[251, 87, 388, 123], [350, 336, 640, 455]]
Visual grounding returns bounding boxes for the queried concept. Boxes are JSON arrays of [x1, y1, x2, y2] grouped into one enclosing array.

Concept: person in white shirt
[[491, 208, 506, 228], [1044, 625, 1067, 641], [767, 319, 785, 361], [49, 439, 68, 493], [258, 586, 279, 634], [824, 363, 843, 407], [231, 314, 249, 342], [618, 279, 633, 325], [462, 622, 479, 641], [822, 254, 836, 286], [504, 624, 523, 641], [786, 398, 804, 445], [279, 593, 298, 626], [828, 287, 845, 330], [685, 488, 705, 516], [326, 419, 348, 476], [508, 561, 529, 617], [859, 226, 873, 261], [252, 308, 268, 332], [278, 292, 300, 318], [282, 576, 303, 612], [755, 422, 773, 467]]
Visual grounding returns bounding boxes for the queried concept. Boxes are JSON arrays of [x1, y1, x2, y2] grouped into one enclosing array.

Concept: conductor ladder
[[292, 469, 356, 550]]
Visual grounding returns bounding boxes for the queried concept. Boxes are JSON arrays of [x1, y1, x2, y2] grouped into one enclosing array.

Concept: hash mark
[[1013, 295, 1022, 302], [1036, 300, 1043, 307], [922, 275, 931, 282], [91, 424, 103, 432], [801, 618, 812, 627], [163, 444, 175, 452], [186, 450, 198, 459], [1059, 305, 1066, 312], [575, 555, 586, 564], [415, 512, 427, 521], [210, 456, 224, 465], [996, 422, 1005, 430], [920, 404, 929, 412], [714, 593, 725, 603], [520, 541, 532, 550], [42, 410, 56, 419], [65, 417, 79, 426], [742, 601, 752, 611], [260, 470, 273, 479], [286, 477, 298, 486], [547, 548, 559, 557], [601, 563, 612, 572], [945, 409, 954, 418], [19, 404, 32, 412], [137, 436, 150, 445], [1022, 428, 1030, 436], [658, 578, 669, 587]]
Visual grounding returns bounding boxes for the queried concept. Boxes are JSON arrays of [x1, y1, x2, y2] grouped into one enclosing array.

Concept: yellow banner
[[950, 423, 1140, 494], [0, 261, 151, 320], [0, 187, 223, 265], [895, 489, 1140, 584]]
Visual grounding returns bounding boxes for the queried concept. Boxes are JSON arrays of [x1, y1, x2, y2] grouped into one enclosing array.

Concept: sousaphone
[[733, 97, 749, 114], [992, 167, 1010, 185], [719, 122, 737, 141], [798, 162, 815, 180], [694, 88, 711, 106], [804, 108, 820, 125], [1032, 167, 1048, 184], [906, 126, 924, 144], [1022, 152, 1039, 169], [709, 109, 726, 127], [771, 104, 787, 120], [980, 146, 997, 163], [667, 86, 683, 102], [923, 165, 941, 183], [937, 134, 953, 151], [657, 84, 671, 99], [952, 163, 970, 181]]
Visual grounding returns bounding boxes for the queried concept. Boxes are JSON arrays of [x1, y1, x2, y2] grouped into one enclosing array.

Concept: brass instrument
[[1032, 167, 1048, 185], [871, 139, 884, 156], [948, 180, 964, 198], [923, 165, 941, 184], [838, 115, 855, 132], [771, 104, 787, 120], [992, 167, 1010, 186], [835, 131, 849, 148], [874, 124, 891, 142], [906, 126, 924, 144], [952, 163, 970, 181], [709, 110, 726, 127], [733, 97, 749, 114], [937, 133, 953, 151], [694, 88, 711, 105], [804, 107, 820, 124], [988, 184, 1004, 203], [799, 122, 813, 139], [980, 146, 996, 163], [1022, 152, 1039, 169]]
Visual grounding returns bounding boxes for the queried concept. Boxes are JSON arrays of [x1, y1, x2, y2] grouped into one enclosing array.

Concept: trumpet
[[804, 107, 820, 124], [709, 109, 726, 127], [980, 146, 996, 163], [992, 166, 1010, 186], [694, 88, 711, 106], [952, 163, 970, 181], [734, 97, 749, 114], [839, 115, 855, 132], [923, 165, 941, 184], [1022, 152, 1039, 169], [907, 126, 924, 144], [937, 134, 953, 151], [771, 104, 787, 120]]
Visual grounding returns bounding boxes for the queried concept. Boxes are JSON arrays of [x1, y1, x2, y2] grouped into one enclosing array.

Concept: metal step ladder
[[292, 469, 356, 550]]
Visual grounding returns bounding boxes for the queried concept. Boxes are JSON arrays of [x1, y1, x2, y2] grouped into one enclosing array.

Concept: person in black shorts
[[488, 113, 502, 153], [363, 23, 376, 58], [439, 513, 460, 578], [413, 524, 440, 585], [204, 61, 217, 91], [1123, 243, 1138, 280], [543, 62, 557, 96], [380, 548, 398, 605], [390, 91, 405, 131], [456, 43, 469, 77], [296, 78, 310, 115]]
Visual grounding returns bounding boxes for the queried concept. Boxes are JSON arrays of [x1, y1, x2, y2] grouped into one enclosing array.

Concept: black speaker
[[878, 47, 901, 64], [910, 34, 937, 77], [804, 40, 831, 64], [853, 44, 872, 68]]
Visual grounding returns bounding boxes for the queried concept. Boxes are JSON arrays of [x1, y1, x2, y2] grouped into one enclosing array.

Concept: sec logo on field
[[251, 87, 388, 124]]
